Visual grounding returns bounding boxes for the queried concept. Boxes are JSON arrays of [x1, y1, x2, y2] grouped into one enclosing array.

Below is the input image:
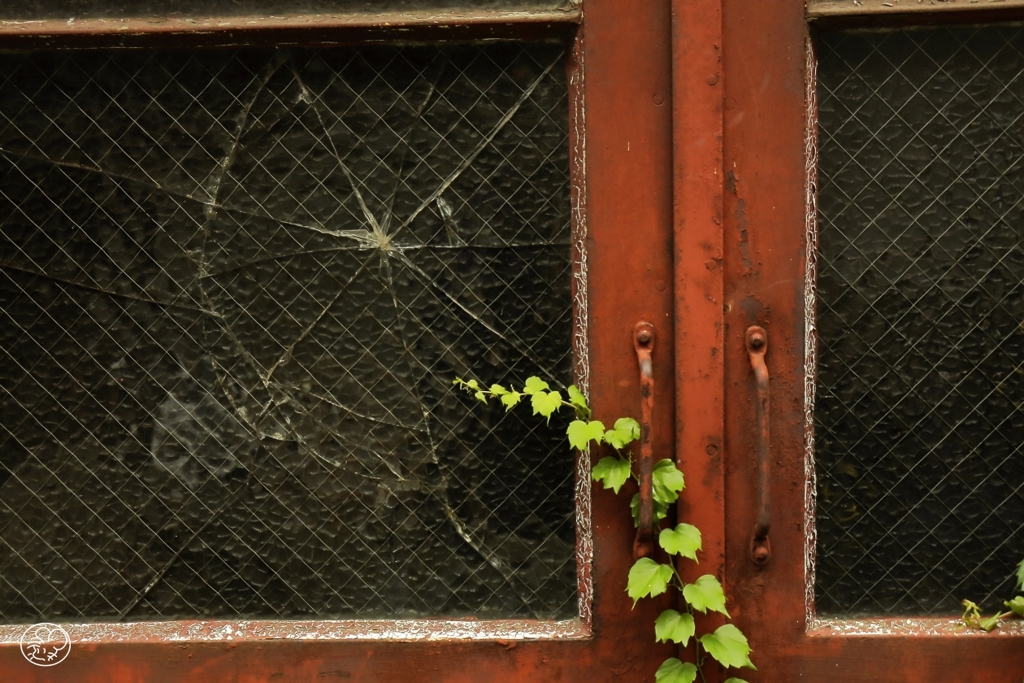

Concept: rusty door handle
[[746, 326, 771, 565], [633, 322, 655, 559]]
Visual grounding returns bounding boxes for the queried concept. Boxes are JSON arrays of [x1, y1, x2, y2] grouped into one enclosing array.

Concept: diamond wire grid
[[0, 42, 577, 622], [814, 25, 1024, 616]]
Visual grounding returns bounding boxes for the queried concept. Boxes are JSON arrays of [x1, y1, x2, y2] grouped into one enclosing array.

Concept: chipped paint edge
[[802, 34, 821, 630], [0, 618, 588, 644], [807, 0, 1024, 20], [568, 15, 594, 633], [808, 616, 1024, 637]]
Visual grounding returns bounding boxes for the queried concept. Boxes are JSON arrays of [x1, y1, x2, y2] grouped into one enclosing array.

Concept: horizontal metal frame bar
[[808, 0, 1024, 19], [0, 618, 589, 644], [808, 617, 1024, 637], [0, 7, 581, 48]]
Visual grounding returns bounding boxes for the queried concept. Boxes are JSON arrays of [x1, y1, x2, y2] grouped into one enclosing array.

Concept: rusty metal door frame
[[669, 1, 729, 681], [0, 2, 679, 681], [719, 0, 1024, 680]]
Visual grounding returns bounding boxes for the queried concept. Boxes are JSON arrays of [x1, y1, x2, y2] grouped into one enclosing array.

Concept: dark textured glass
[[815, 26, 1024, 616], [0, 0, 570, 21], [0, 43, 575, 622]]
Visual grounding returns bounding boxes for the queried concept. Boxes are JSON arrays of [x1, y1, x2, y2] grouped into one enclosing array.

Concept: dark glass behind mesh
[[815, 26, 1024, 615], [0, 0, 569, 21], [0, 43, 576, 622]]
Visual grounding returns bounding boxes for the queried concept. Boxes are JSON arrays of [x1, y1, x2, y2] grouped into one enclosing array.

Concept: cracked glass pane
[[815, 26, 1024, 616], [1, 0, 571, 21], [0, 42, 576, 621]]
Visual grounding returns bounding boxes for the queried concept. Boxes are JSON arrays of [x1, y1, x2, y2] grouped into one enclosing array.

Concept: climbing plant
[[454, 376, 756, 683], [961, 559, 1024, 632]]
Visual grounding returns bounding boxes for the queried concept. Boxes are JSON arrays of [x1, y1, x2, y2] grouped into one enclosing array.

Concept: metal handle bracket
[[633, 321, 655, 560], [746, 325, 771, 565]]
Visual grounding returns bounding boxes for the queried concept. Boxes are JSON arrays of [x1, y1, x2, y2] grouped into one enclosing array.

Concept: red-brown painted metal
[[0, 0, 677, 681], [633, 322, 657, 560], [744, 326, 770, 566], [722, 0, 1024, 680], [669, 0, 727, 679]]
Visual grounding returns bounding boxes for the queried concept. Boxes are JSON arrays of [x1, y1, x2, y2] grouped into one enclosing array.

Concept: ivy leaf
[[654, 609, 695, 646], [489, 384, 508, 396], [659, 523, 702, 562], [568, 420, 605, 451], [532, 390, 563, 421], [591, 456, 631, 494], [1005, 596, 1024, 617], [979, 615, 1002, 632], [605, 417, 641, 450], [652, 459, 685, 504], [699, 624, 755, 670], [616, 416, 640, 438], [630, 493, 669, 527], [465, 379, 480, 391], [500, 391, 522, 411], [523, 376, 550, 395], [567, 384, 590, 417], [626, 557, 674, 603], [682, 574, 729, 616], [724, 679, 751, 683], [655, 658, 697, 683], [474, 391, 488, 404], [1016, 557, 1024, 591]]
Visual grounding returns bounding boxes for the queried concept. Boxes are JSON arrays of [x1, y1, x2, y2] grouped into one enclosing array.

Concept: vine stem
[[695, 637, 708, 683], [669, 558, 711, 683], [456, 375, 757, 681], [453, 380, 592, 420]]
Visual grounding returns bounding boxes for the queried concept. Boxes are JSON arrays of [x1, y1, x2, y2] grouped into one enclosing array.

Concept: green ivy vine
[[961, 559, 1024, 632], [454, 376, 756, 683]]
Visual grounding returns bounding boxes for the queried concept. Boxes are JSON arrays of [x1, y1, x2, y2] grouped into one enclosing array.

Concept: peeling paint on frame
[[808, 616, 1024, 637], [567, 17, 595, 633], [0, 618, 588, 644], [802, 34, 820, 630]]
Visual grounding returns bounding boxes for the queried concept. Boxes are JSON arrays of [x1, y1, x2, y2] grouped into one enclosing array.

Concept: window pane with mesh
[[0, 43, 576, 622], [815, 26, 1024, 615], [1, 0, 571, 21]]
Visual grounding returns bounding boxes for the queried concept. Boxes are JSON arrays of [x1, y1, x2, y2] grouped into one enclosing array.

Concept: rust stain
[[725, 170, 753, 271], [739, 295, 764, 323], [735, 198, 753, 272], [725, 168, 738, 194]]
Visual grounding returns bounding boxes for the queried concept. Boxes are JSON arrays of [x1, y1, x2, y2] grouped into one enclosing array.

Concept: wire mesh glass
[[814, 25, 1024, 616], [0, 42, 577, 622]]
